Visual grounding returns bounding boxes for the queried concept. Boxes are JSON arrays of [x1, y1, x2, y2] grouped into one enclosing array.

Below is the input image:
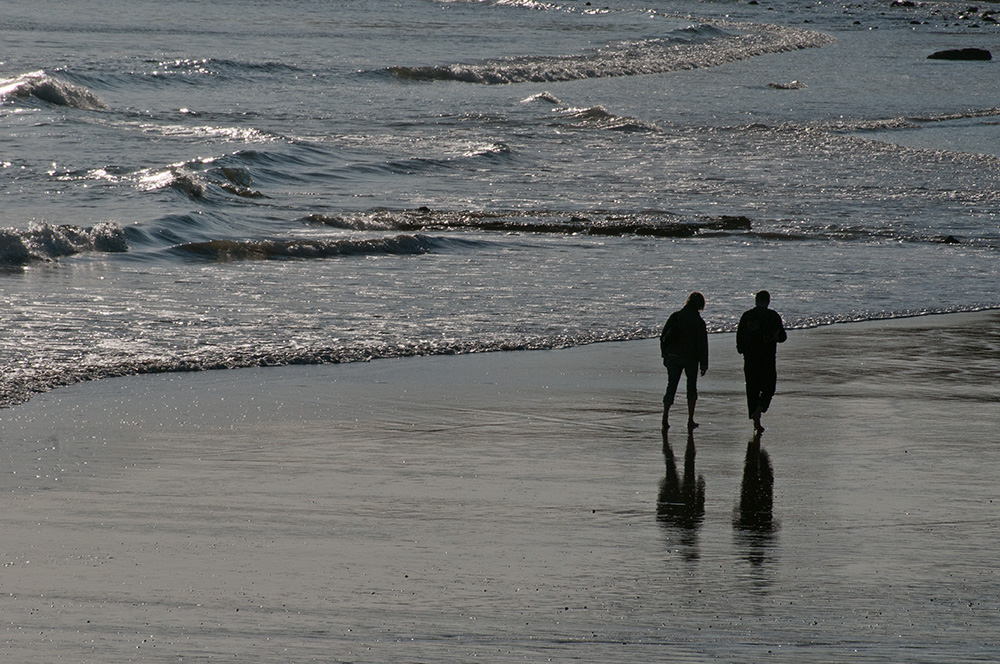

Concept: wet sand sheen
[[2, 311, 998, 662]]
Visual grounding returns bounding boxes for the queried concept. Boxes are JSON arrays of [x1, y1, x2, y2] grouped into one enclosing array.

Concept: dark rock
[[927, 47, 992, 60]]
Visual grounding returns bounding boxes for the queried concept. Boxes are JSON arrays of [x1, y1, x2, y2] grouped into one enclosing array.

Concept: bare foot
[[687, 420, 699, 430]]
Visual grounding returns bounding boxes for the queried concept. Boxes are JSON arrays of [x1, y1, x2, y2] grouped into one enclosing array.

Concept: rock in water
[[927, 48, 992, 61]]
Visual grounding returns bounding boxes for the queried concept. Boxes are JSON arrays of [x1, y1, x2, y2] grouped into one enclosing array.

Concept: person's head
[[755, 290, 771, 307], [685, 291, 705, 311]]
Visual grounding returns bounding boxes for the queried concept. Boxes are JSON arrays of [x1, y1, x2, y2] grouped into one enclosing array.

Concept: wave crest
[[137, 161, 267, 201], [171, 234, 437, 262], [304, 209, 752, 237], [0, 222, 128, 266], [387, 23, 833, 84], [0, 71, 108, 110], [556, 105, 662, 132]]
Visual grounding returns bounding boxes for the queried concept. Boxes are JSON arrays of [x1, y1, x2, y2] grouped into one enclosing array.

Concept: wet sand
[[2, 311, 998, 663]]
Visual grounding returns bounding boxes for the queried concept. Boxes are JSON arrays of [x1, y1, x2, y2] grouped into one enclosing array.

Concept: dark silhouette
[[736, 290, 786, 432], [660, 291, 708, 430], [733, 433, 776, 534], [927, 47, 991, 61], [657, 428, 706, 555], [733, 433, 779, 581]]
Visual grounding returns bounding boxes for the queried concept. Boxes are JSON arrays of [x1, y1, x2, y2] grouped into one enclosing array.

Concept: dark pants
[[664, 355, 699, 406], [744, 360, 777, 418]]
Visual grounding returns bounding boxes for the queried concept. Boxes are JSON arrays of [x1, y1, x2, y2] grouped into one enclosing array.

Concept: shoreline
[[2, 310, 998, 662], [3, 307, 998, 413]]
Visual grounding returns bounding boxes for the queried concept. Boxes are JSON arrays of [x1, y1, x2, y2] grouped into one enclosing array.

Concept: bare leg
[[687, 399, 698, 429], [662, 405, 670, 430], [752, 408, 764, 432]]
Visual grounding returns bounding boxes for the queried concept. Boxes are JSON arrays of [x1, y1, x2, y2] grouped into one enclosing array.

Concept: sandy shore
[[2, 311, 998, 662]]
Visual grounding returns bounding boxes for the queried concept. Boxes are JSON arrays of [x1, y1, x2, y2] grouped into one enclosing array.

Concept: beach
[[4, 0, 1000, 660], [2, 310, 997, 662]]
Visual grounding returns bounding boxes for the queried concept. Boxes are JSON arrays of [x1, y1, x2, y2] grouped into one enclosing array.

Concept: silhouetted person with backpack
[[737, 290, 787, 433], [660, 292, 708, 430]]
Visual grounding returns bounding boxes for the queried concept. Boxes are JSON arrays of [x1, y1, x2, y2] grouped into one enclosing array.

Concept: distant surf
[[387, 22, 834, 84], [170, 234, 437, 262], [303, 209, 752, 238]]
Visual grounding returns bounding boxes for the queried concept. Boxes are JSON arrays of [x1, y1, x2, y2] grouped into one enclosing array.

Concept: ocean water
[[1, 0, 999, 405]]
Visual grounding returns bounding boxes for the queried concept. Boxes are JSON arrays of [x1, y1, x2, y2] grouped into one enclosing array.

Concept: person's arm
[[736, 313, 746, 355], [774, 312, 787, 343], [699, 321, 709, 375]]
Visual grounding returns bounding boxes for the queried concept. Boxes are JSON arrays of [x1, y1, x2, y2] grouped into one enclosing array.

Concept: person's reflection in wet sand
[[657, 425, 705, 560], [733, 432, 779, 584]]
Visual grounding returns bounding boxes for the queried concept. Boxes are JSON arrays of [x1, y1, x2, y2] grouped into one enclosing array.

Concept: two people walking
[[661, 290, 786, 432]]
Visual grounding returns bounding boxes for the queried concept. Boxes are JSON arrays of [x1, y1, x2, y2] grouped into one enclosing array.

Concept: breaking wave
[[387, 23, 834, 84], [136, 160, 268, 201], [523, 92, 661, 131], [553, 105, 662, 132], [0, 71, 108, 110], [0, 222, 128, 266]]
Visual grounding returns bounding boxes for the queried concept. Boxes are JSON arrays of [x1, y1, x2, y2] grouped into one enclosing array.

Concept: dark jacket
[[736, 306, 787, 364], [660, 305, 708, 371]]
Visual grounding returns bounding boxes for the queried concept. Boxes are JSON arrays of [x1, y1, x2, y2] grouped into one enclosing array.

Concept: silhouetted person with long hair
[[660, 291, 708, 430], [736, 290, 786, 433]]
